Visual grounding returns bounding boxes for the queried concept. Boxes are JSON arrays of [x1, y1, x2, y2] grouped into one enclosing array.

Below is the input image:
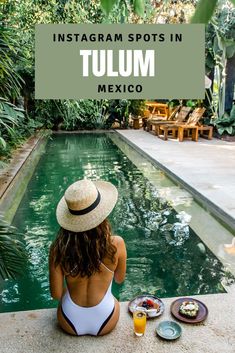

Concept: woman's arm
[[49, 248, 64, 300], [113, 236, 127, 284]]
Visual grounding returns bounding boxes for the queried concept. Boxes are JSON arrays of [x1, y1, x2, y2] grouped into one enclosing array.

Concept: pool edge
[[115, 130, 235, 236], [0, 132, 49, 223], [0, 287, 235, 353]]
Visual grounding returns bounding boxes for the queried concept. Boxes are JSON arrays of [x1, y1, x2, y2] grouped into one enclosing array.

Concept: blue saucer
[[156, 321, 182, 340]]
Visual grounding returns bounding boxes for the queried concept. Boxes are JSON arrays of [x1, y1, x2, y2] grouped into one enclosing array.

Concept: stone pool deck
[[1, 286, 235, 353], [117, 130, 235, 232]]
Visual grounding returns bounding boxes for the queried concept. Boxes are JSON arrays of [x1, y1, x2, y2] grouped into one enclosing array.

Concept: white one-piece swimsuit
[[61, 263, 115, 336]]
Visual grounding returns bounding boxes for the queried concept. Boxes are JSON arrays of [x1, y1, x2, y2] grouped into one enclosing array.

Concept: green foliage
[[205, 23, 216, 73], [0, 0, 234, 146], [0, 97, 26, 153], [129, 100, 146, 116], [0, 216, 26, 280], [216, 5, 235, 42], [214, 105, 235, 135], [0, 26, 24, 99], [185, 100, 198, 108], [191, 0, 235, 24], [204, 3, 235, 119], [54, 100, 111, 130], [101, 0, 118, 15], [108, 100, 131, 128], [34, 99, 132, 130], [34, 100, 64, 129], [100, 0, 148, 18], [191, 0, 218, 24], [134, 0, 145, 17]]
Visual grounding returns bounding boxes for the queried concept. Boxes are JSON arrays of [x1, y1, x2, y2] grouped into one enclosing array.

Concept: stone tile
[[117, 130, 235, 229]]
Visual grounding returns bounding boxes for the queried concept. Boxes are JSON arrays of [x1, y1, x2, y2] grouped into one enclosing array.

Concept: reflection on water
[[0, 133, 232, 312]]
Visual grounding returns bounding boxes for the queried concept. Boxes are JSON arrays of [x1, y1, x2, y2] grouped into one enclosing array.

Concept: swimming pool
[[0, 133, 233, 312]]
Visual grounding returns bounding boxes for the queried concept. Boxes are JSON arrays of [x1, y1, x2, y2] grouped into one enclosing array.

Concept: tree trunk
[[225, 54, 235, 113]]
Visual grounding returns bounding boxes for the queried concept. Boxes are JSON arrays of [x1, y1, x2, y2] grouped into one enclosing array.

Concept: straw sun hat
[[56, 179, 118, 232]]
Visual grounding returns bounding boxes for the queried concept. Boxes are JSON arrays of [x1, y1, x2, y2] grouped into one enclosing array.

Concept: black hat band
[[68, 190, 101, 216]]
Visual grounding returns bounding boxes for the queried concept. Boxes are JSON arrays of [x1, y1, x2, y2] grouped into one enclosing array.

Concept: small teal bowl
[[156, 321, 182, 340]]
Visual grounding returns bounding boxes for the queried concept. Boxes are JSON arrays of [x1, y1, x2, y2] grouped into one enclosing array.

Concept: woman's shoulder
[[111, 235, 126, 256], [111, 235, 125, 245]]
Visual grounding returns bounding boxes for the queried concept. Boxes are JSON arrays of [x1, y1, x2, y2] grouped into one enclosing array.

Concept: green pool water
[[0, 133, 231, 313]]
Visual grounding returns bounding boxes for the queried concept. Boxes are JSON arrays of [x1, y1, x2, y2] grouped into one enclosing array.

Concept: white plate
[[128, 294, 164, 318]]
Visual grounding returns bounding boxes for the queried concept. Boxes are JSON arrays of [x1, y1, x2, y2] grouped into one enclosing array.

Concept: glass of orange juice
[[133, 310, 147, 336]]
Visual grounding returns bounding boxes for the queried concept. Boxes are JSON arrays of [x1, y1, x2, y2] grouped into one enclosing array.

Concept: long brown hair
[[50, 219, 117, 277]]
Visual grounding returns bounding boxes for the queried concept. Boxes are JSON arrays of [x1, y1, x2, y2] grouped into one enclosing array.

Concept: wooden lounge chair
[[145, 102, 168, 118], [145, 102, 168, 117], [159, 107, 206, 141], [151, 103, 168, 117], [147, 105, 183, 132], [152, 106, 192, 136], [197, 125, 213, 139], [146, 116, 166, 131]]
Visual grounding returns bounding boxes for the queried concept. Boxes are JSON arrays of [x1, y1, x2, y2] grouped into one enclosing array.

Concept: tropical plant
[[214, 9, 235, 117], [107, 100, 131, 128], [129, 100, 146, 117], [56, 100, 86, 130], [0, 25, 24, 99], [1, 0, 235, 142], [204, 3, 235, 121], [101, 0, 146, 17], [181, 99, 202, 109], [53, 99, 112, 130], [0, 216, 26, 280], [191, 0, 235, 24], [100, 0, 235, 23], [213, 105, 235, 135], [34, 100, 64, 129], [0, 97, 25, 152]]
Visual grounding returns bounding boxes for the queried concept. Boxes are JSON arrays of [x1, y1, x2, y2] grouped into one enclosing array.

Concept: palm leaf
[[0, 136, 7, 149], [134, 0, 145, 17], [100, 0, 118, 15], [0, 26, 24, 99], [191, 0, 218, 24], [0, 217, 26, 280]]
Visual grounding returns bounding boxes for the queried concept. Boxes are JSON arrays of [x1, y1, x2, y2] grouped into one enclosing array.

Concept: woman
[[49, 179, 127, 336]]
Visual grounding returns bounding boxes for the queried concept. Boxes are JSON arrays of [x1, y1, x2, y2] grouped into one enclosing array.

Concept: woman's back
[[49, 179, 127, 336], [65, 236, 122, 307], [51, 234, 126, 336]]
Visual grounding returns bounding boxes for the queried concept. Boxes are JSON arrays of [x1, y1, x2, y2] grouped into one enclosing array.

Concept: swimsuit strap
[[67, 262, 114, 276], [100, 261, 114, 274]]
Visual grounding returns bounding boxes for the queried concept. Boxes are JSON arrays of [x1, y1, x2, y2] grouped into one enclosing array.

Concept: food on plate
[[179, 301, 199, 318], [140, 299, 160, 311], [129, 295, 164, 319]]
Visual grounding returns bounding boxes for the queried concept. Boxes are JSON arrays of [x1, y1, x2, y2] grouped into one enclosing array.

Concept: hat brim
[[56, 181, 118, 232]]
